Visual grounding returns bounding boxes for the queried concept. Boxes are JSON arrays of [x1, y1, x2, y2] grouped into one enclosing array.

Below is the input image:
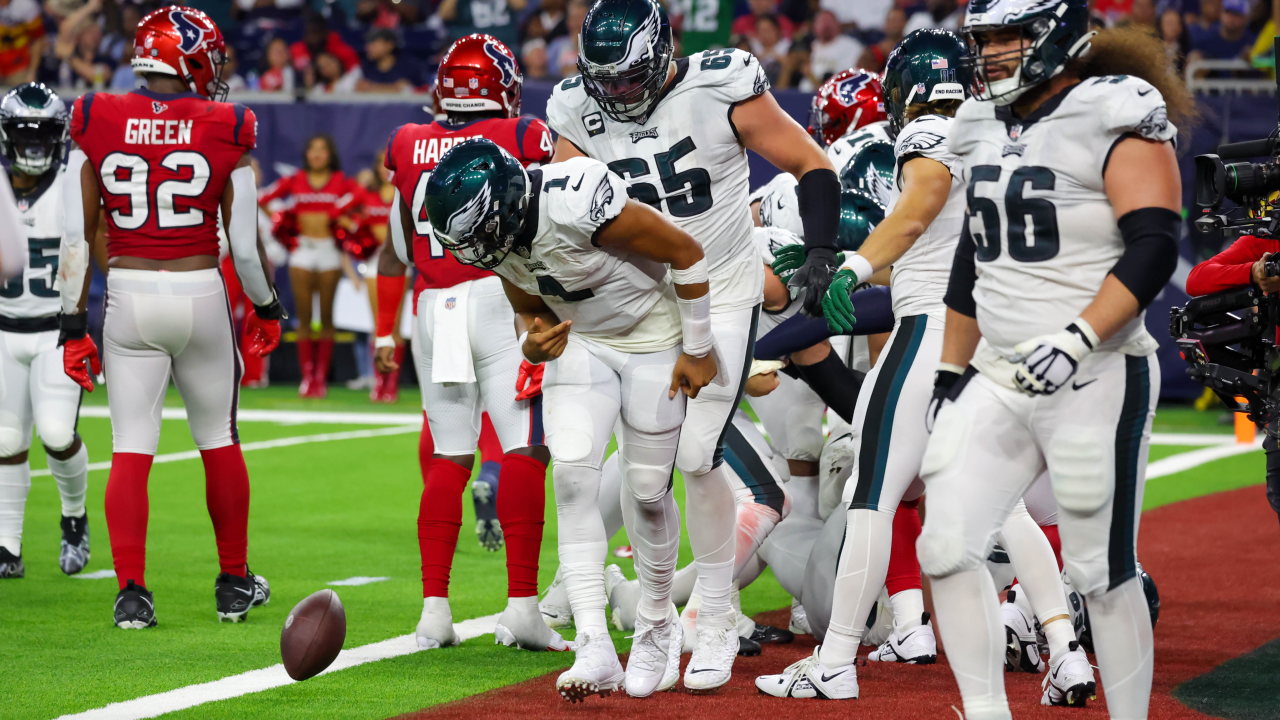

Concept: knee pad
[[551, 463, 601, 512], [0, 426, 30, 457], [622, 460, 672, 505], [1063, 558, 1109, 600], [917, 511, 987, 579], [675, 431, 715, 477], [1047, 434, 1112, 514], [544, 402, 597, 466], [36, 421, 75, 454]]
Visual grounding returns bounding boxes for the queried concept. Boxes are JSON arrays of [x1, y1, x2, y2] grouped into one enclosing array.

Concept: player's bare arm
[[593, 199, 719, 398], [502, 277, 569, 364], [551, 135, 586, 164], [848, 157, 953, 275], [373, 192, 413, 374]]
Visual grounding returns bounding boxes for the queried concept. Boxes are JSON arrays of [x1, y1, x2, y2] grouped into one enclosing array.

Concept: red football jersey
[[384, 116, 553, 289], [71, 90, 256, 260], [359, 186, 393, 228], [258, 170, 361, 219]]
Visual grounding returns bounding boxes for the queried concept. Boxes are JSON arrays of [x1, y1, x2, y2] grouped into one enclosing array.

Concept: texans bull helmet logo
[[836, 73, 873, 107], [171, 10, 208, 54], [483, 41, 517, 86]]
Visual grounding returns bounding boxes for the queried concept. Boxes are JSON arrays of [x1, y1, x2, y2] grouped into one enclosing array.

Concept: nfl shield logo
[[468, 78, 479, 89], [445, 297, 456, 310], [1009, 124, 1022, 140], [17, 200, 27, 212]]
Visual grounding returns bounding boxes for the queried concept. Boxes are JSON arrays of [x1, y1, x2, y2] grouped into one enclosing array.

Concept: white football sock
[[671, 563, 698, 607], [560, 541, 609, 635], [0, 462, 31, 555], [1087, 576, 1154, 720], [930, 566, 1011, 720], [619, 485, 680, 625], [598, 452, 626, 542], [818, 506, 893, 668], [685, 463, 736, 628], [1000, 502, 1071, 660], [47, 443, 88, 518], [889, 588, 925, 634]]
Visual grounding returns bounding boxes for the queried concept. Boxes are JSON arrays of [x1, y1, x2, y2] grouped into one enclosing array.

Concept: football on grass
[[281, 589, 346, 681]]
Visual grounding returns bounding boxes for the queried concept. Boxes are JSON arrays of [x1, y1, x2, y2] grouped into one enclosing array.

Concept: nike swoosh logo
[[571, 175, 584, 191], [235, 587, 254, 596], [689, 668, 719, 673], [775, 198, 784, 209], [1071, 379, 1097, 391], [1137, 88, 1153, 96], [820, 670, 846, 682]]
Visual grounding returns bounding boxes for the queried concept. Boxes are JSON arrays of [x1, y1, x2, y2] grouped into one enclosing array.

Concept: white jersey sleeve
[[1100, 75, 1178, 146], [545, 75, 596, 155], [545, 156, 629, 240], [895, 114, 964, 183], [756, 172, 804, 237]]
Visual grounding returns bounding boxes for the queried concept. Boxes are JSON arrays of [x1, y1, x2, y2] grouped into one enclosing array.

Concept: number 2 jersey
[[948, 75, 1175, 361], [71, 89, 256, 260], [0, 168, 64, 322], [385, 115, 553, 290], [493, 157, 681, 353], [546, 49, 767, 312]]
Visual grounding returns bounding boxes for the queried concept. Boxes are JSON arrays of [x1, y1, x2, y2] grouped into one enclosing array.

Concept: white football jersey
[[494, 156, 681, 353], [0, 168, 64, 320], [948, 75, 1173, 361], [827, 120, 892, 175], [754, 172, 803, 237], [752, 225, 803, 330], [886, 114, 967, 319], [547, 49, 767, 312]]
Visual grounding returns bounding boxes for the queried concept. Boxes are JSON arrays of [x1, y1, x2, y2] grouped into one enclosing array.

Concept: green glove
[[771, 244, 844, 285], [820, 269, 859, 334]]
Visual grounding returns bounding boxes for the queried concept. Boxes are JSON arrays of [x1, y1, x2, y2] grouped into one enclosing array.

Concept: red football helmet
[[808, 68, 887, 147], [435, 34, 523, 118], [132, 7, 229, 101]]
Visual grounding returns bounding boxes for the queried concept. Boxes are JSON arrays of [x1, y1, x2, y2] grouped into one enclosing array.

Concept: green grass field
[[1, 388, 1262, 719]]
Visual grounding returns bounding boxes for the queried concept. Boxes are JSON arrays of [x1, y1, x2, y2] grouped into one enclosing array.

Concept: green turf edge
[[1173, 633, 1280, 718]]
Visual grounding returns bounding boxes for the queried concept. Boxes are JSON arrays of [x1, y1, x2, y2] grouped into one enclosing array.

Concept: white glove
[[1012, 319, 1100, 396]]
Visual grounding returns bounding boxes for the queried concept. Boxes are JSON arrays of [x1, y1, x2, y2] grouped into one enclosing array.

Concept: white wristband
[[1069, 317, 1101, 350], [670, 258, 709, 286], [677, 292, 714, 357], [840, 253, 875, 284], [375, 335, 396, 350]]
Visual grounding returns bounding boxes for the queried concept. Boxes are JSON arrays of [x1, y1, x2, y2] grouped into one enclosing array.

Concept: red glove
[[515, 360, 544, 401], [244, 313, 282, 357], [63, 336, 101, 392]]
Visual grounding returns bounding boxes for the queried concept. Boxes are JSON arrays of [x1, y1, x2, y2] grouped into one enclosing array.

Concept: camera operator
[[1186, 233, 1280, 526]]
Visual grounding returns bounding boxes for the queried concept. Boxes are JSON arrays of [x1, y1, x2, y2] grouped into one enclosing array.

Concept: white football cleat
[[683, 623, 738, 692], [1041, 641, 1097, 707], [494, 596, 571, 651], [789, 598, 811, 635], [605, 564, 639, 632], [755, 647, 859, 699], [556, 631, 625, 703], [538, 572, 573, 629], [861, 587, 895, 649], [416, 597, 460, 649], [1003, 590, 1047, 673], [867, 613, 937, 664], [625, 604, 682, 697]]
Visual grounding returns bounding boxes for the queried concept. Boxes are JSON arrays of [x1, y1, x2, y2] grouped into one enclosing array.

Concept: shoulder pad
[[685, 48, 769, 104], [1073, 75, 1176, 143]]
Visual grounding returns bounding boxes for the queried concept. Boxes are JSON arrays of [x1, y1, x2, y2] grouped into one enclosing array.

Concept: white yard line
[[31, 425, 420, 478], [1146, 438, 1264, 479], [55, 613, 502, 720], [327, 576, 391, 587], [77, 406, 425, 426]]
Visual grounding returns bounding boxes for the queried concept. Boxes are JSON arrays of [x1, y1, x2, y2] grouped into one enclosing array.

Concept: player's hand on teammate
[[515, 360, 545, 400], [523, 317, 571, 364], [671, 351, 719, 399], [244, 314, 282, 357], [1012, 321, 1099, 396], [62, 335, 101, 392], [820, 269, 860, 334], [1251, 252, 1280, 294], [771, 245, 844, 286], [789, 247, 843, 317]]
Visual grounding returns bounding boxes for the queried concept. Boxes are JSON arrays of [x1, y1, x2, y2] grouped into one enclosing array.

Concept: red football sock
[[201, 445, 251, 577], [478, 413, 502, 465], [496, 453, 547, 597], [418, 458, 471, 597], [418, 413, 434, 479], [105, 453, 154, 590], [885, 498, 923, 596], [1040, 523, 1063, 570]]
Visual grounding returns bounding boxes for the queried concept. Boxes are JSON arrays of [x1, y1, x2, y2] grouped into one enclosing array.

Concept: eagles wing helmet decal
[[171, 10, 206, 54], [1134, 106, 1169, 139], [443, 182, 493, 243], [590, 176, 615, 222]]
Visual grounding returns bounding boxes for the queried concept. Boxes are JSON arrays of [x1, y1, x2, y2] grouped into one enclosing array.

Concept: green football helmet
[[0, 83, 67, 177], [839, 139, 894, 207], [422, 139, 530, 270], [577, 0, 673, 124], [836, 189, 884, 253], [881, 28, 970, 136], [963, 0, 1093, 106]]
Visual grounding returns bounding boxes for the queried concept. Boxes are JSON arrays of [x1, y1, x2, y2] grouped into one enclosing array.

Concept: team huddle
[[0, 0, 1185, 718]]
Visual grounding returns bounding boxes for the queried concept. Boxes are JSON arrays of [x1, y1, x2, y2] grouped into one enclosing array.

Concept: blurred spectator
[[904, 0, 963, 33], [732, 0, 796, 38], [234, 0, 307, 24], [1094, 0, 1134, 24], [351, 0, 413, 30], [1188, 0, 1257, 63], [546, 0, 587, 78], [751, 15, 790, 83], [0, 0, 46, 84], [438, 0, 526, 49], [520, 0, 567, 45], [56, 17, 114, 89], [293, 12, 361, 74], [807, 10, 861, 87], [857, 7, 904, 72], [99, 1, 141, 64], [1118, 0, 1158, 32], [255, 36, 298, 92], [221, 45, 248, 92], [1188, 0, 1222, 34], [821, 0, 893, 31], [522, 38, 550, 79], [1161, 7, 1191, 75], [309, 50, 361, 95], [357, 28, 423, 92]]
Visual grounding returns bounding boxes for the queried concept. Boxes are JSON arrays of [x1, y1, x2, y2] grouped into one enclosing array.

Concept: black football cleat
[[737, 634, 762, 657], [472, 461, 503, 552], [750, 623, 795, 645], [0, 546, 24, 578], [215, 568, 270, 622], [59, 514, 90, 575], [114, 580, 157, 629]]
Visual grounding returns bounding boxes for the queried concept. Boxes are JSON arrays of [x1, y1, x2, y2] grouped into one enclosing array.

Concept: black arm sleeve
[[793, 347, 864, 423], [798, 168, 840, 251], [1111, 207, 1181, 310], [943, 220, 978, 318]]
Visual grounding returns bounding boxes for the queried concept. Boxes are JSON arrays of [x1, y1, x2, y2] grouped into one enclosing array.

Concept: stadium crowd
[[0, 0, 1276, 96]]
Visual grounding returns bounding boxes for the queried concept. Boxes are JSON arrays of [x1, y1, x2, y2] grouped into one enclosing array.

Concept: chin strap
[[177, 57, 199, 95]]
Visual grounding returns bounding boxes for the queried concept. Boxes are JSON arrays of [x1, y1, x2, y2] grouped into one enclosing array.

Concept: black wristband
[[1112, 207, 1181, 310], [58, 312, 88, 346], [253, 297, 286, 321], [798, 168, 841, 251]]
